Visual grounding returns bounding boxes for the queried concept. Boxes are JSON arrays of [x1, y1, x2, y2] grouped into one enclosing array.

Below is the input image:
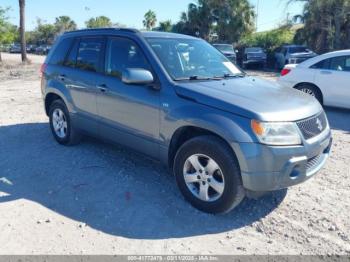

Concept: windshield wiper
[[174, 75, 212, 81], [221, 73, 246, 78]]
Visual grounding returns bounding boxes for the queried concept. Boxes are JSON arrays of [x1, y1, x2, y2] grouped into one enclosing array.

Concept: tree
[[54, 16, 77, 35], [291, 0, 350, 53], [85, 16, 113, 28], [31, 19, 57, 45], [158, 20, 172, 32], [143, 10, 157, 30], [173, 0, 255, 43], [0, 7, 18, 62], [19, 0, 28, 62]]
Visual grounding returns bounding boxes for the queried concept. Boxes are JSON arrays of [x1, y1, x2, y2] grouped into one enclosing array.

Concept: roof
[[140, 31, 198, 40], [63, 28, 198, 40], [64, 27, 139, 35]]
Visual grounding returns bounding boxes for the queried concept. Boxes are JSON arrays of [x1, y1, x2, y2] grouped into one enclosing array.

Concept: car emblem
[[316, 118, 323, 131]]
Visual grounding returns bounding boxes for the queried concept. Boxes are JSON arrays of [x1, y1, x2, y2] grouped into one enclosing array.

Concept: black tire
[[173, 135, 245, 214], [295, 84, 323, 104], [49, 99, 81, 145]]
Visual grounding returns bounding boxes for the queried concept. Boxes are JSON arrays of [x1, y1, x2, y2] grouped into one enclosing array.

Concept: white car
[[278, 50, 350, 109]]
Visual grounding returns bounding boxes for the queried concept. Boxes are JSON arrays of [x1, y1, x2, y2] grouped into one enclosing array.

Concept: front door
[[314, 55, 350, 109], [95, 37, 160, 158]]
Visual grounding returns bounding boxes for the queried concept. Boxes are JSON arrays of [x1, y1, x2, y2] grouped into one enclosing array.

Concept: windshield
[[289, 46, 309, 54], [147, 38, 242, 80], [214, 44, 234, 52], [245, 47, 263, 52]]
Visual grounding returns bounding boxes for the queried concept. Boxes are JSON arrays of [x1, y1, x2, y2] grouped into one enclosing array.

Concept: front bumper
[[234, 129, 332, 192]]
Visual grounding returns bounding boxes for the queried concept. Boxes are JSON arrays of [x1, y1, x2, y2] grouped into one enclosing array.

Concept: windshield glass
[[289, 46, 309, 53], [147, 38, 242, 80], [245, 47, 263, 52], [214, 44, 234, 52]]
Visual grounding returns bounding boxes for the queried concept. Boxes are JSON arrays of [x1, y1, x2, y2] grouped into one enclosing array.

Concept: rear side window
[[329, 56, 350, 72], [64, 39, 79, 68], [310, 59, 330, 69], [76, 38, 104, 72], [48, 38, 74, 65]]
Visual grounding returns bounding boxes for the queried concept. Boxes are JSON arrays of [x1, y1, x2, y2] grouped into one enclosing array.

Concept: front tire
[[173, 136, 245, 214], [295, 84, 323, 104], [49, 99, 81, 145]]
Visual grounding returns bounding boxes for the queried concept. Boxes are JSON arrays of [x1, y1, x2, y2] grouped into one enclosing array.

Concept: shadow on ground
[[325, 107, 350, 133], [0, 122, 290, 239]]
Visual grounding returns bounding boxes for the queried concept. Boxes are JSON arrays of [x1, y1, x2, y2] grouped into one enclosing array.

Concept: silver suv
[[41, 29, 332, 214]]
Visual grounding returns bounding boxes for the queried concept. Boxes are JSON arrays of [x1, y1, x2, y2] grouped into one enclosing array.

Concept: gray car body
[[42, 29, 332, 193]]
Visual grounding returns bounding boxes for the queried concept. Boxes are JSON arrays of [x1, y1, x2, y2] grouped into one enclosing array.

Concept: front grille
[[306, 154, 322, 171], [297, 111, 328, 140]]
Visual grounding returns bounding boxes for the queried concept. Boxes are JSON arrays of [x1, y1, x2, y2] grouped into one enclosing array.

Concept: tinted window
[[311, 58, 330, 69], [289, 46, 308, 54], [245, 47, 263, 52], [329, 56, 350, 72], [76, 38, 104, 72], [49, 38, 74, 65], [64, 39, 79, 68], [106, 38, 151, 78]]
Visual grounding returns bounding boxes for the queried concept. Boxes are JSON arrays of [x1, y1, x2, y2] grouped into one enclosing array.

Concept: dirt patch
[[0, 54, 349, 255]]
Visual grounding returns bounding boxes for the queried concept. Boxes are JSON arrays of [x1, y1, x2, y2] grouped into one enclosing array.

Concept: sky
[[1, 0, 305, 32]]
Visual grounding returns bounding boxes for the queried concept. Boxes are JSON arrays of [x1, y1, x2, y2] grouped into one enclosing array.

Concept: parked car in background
[[36, 45, 52, 55], [42, 29, 332, 214], [9, 44, 22, 54], [242, 47, 267, 69], [26, 45, 37, 53], [213, 43, 237, 63], [0, 44, 11, 52], [278, 50, 350, 109], [275, 45, 317, 69]]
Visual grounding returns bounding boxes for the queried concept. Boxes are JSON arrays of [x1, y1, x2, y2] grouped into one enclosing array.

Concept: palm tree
[[85, 16, 113, 28], [19, 0, 28, 62], [143, 10, 157, 30], [54, 16, 77, 34], [158, 20, 172, 32]]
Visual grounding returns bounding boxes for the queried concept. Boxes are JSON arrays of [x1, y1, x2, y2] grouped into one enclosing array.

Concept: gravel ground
[[0, 53, 349, 255]]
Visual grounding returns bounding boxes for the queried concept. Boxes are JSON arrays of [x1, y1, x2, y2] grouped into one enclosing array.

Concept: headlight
[[251, 120, 301, 146]]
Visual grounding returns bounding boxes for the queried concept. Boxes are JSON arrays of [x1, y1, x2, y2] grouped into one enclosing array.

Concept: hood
[[290, 51, 316, 58], [174, 77, 322, 122]]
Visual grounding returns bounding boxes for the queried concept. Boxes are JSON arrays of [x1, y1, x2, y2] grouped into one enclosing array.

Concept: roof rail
[[64, 28, 140, 35]]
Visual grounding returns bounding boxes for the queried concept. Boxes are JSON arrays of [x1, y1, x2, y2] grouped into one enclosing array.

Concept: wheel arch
[[293, 82, 324, 104], [168, 125, 239, 170], [44, 89, 72, 116]]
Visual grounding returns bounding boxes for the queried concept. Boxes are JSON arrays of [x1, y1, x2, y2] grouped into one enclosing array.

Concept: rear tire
[[49, 99, 81, 145], [295, 84, 323, 104], [173, 135, 245, 214]]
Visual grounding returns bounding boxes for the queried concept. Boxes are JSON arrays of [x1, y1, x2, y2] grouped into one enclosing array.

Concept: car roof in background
[[298, 49, 350, 67]]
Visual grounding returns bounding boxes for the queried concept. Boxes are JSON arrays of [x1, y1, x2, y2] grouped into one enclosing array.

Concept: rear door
[[313, 55, 350, 108], [94, 36, 160, 158], [60, 37, 105, 133]]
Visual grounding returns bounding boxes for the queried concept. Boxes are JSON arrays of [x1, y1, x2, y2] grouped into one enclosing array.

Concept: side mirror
[[122, 68, 154, 85]]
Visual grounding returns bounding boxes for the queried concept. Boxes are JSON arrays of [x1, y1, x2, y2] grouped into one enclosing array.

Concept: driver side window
[[105, 37, 151, 79]]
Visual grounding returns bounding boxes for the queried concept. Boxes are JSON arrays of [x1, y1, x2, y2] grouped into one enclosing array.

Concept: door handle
[[58, 74, 66, 81], [320, 70, 332, 75], [97, 84, 108, 93]]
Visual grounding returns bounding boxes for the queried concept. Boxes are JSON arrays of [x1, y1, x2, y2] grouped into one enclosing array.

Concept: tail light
[[40, 63, 47, 77], [281, 68, 291, 76]]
